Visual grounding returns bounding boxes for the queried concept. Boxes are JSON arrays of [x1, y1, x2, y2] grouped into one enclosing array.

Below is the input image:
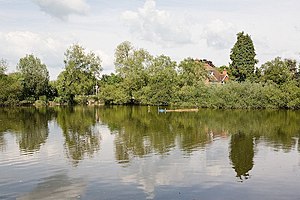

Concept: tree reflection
[[0, 133, 6, 151], [229, 132, 254, 181], [1, 105, 299, 176], [0, 107, 54, 154], [97, 107, 300, 171], [55, 106, 101, 165], [98, 106, 230, 163], [99, 106, 179, 163]]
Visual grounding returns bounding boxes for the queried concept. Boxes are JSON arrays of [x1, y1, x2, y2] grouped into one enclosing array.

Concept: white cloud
[[94, 50, 115, 75], [32, 0, 89, 20], [121, 0, 193, 47], [0, 30, 116, 79], [203, 19, 237, 50], [0, 31, 69, 79]]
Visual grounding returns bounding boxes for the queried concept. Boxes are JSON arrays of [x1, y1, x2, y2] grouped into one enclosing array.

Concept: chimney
[[222, 69, 227, 75]]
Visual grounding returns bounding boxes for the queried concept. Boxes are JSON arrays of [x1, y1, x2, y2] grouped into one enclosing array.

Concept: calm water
[[0, 106, 300, 200]]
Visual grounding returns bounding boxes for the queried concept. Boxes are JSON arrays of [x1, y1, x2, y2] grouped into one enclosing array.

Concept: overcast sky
[[0, 0, 299, 79]]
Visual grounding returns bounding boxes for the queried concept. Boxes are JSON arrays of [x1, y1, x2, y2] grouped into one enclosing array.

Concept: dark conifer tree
[[230, 32, 258, 82]]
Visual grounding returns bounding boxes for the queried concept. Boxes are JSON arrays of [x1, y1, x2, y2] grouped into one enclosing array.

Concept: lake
[[0, 106, 300, 200]]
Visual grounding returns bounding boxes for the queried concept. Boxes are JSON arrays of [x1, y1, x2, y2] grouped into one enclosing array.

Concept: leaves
[[17, 54, 49, 100], [0, 59, 8, 75], [178, 58, 206, 86], [230, 32, 258, 82], [56, 44, 102, 103], [261, 57, 293, 85]]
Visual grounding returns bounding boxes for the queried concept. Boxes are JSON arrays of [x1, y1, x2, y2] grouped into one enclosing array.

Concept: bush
[[74, 95, 88, 105], [34, 100, 47, 107], [39, 95, 47, 102]]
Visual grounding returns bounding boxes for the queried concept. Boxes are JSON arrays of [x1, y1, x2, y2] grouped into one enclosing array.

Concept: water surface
[[0, 106, 300, 199]]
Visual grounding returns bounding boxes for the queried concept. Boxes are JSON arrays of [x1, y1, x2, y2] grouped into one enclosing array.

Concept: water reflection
[[98, 106, 300, 181], [1, 106, 300, 199], [17, 172, 86, 200], [0, 106, 299, 176], [55, 106, 101, 165], [98, 107, 300, 160], [0, 133, 6, 151], [0, 107, 54, 154], [229, 132, 255, 181]]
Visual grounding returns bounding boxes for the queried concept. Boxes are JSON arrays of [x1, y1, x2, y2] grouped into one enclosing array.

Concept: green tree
[[100, 73, 123, 86], [17, 54, 49, 99], [114, 41, 152, 103], [173, 58, 207, 106], [0, 73, 23, 105], [261, 57, 293, 85], [114, 41, 134, 76], [46, 81, 58, 100], [284, 59, 297, 74], [98, 73, 128, 104], [56, 44, 102, 103], [230, 32, 258, 82], [139, 55, 178, 105], [0, 59, 8, 75], [177, 58, 206, 86]]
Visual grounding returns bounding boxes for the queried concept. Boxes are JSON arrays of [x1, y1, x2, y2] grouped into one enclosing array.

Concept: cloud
[[0, 31, 69, 79], [203, 19, 237, 50], [32, 0, 89, 20], [94, 50, 115, 75], [121, 0, 193, 47], [0, 31, 114, 79]]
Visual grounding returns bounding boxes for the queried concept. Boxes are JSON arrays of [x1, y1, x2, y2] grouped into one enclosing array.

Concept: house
[[197, 59, 229, 84]]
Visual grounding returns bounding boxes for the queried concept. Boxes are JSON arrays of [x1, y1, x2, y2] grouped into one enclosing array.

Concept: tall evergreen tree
[[230, 32, 258, 82]]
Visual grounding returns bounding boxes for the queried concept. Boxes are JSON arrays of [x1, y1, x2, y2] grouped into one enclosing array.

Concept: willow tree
[[230, 32, 258, 82]]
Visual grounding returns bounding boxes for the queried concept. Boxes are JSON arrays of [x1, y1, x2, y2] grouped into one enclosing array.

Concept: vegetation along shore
[[0, 32, 299, 109]]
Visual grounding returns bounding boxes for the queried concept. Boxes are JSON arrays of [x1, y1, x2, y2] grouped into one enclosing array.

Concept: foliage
[[46, 81, 58, 100], [1, 40, 300, 110], [139, 55, 178, 105], [74, 95, 88, 105], [260, 57, 293, 84], [98, 73, 128, 104], [177, 58, 206, 86], [114, 41, 134, 75], [114, 41, 152, 102], [0, 59, 8, 75], [100, 73, 123, 85], [0, 73, 23, 106], [34, 100, 47, 107], [17, 54, 49, 100], [56, 44, 102, 103], [230, 32, 258, 82]]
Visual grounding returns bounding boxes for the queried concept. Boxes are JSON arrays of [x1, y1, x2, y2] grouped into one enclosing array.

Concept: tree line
[[0, 32, 300, 109]]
